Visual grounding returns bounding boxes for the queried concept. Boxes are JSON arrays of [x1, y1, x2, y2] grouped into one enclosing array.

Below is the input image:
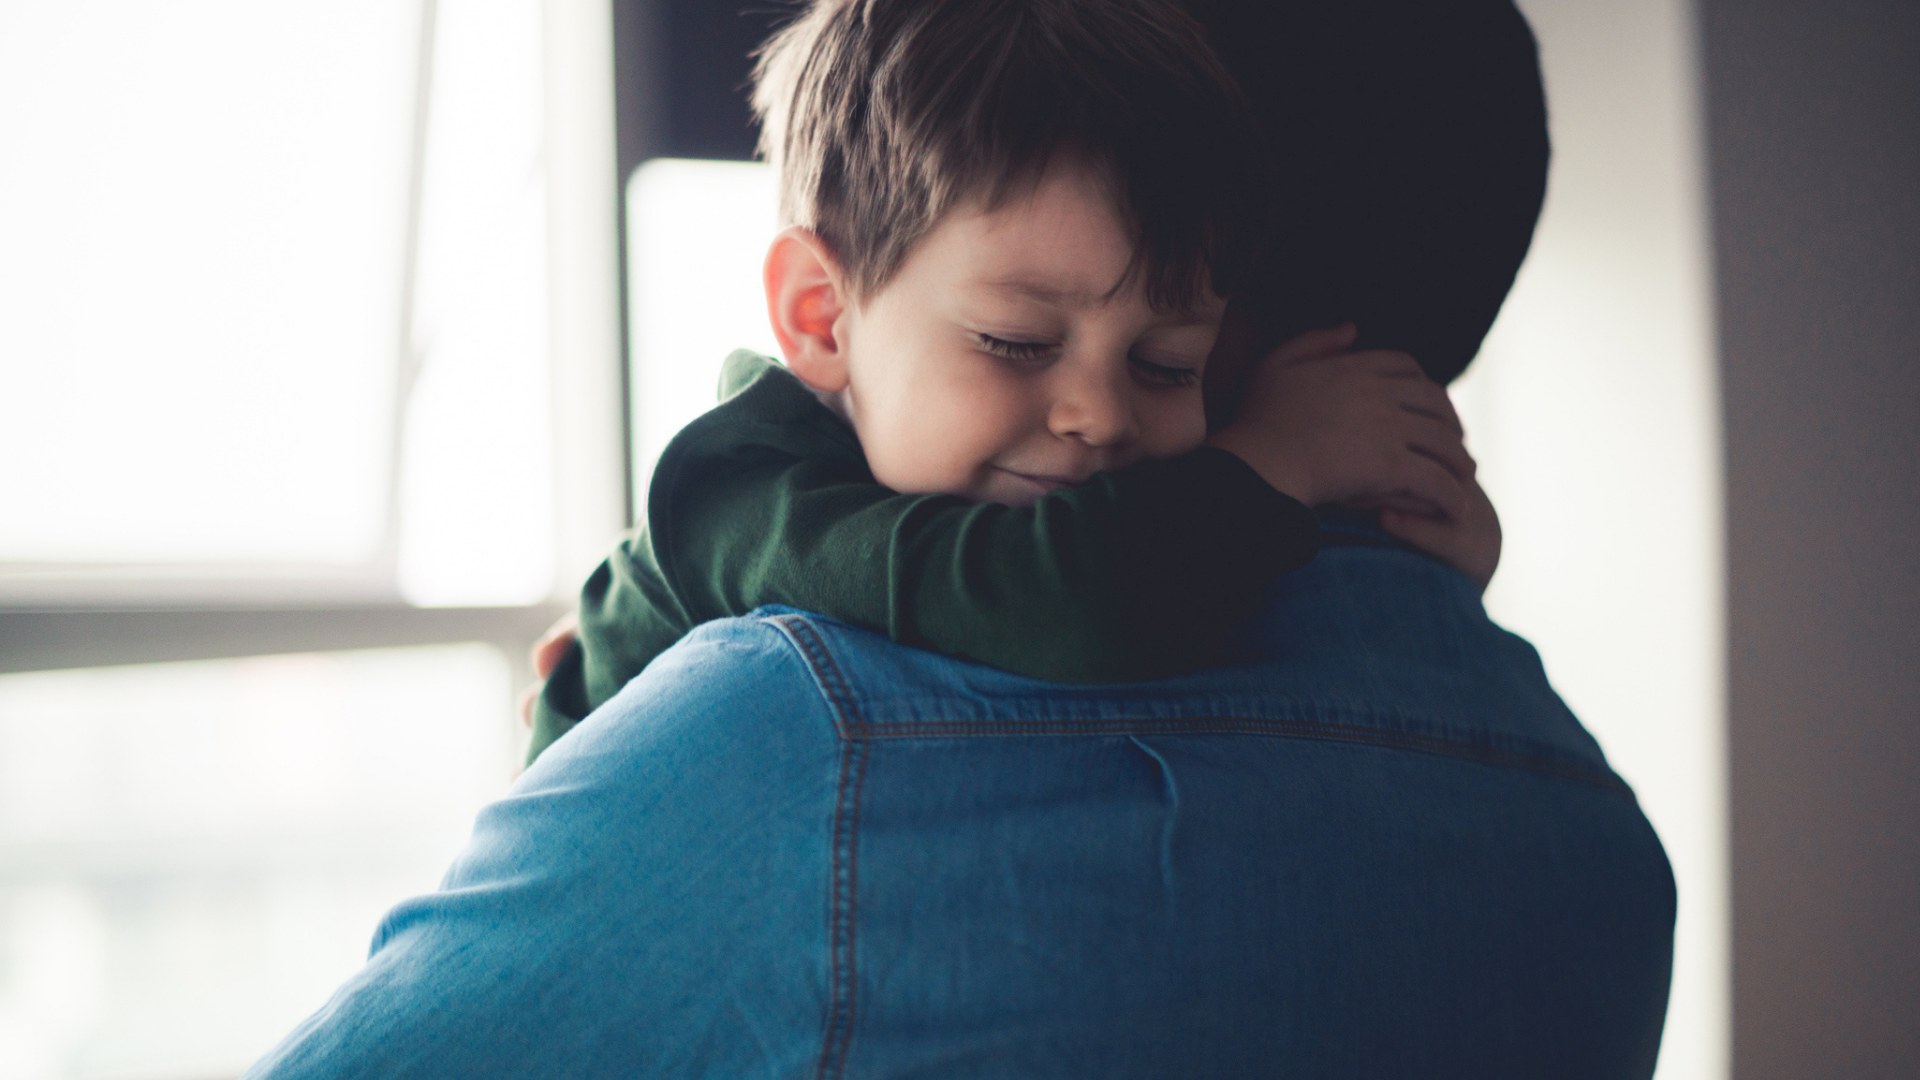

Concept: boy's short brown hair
[[751, 0, 1269, 312]]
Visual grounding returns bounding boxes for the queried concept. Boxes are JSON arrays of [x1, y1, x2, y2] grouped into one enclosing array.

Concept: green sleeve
[[525, 524, 692, 764], [651, 431, 1318, 687], [528, 358, 1318, 766]]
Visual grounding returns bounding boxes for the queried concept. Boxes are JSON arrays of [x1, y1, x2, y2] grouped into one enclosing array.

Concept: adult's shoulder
[[248, 611, 849, 1080], [525, 608, 842, 793]]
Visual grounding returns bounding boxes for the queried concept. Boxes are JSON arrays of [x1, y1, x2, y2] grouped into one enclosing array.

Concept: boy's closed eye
[[973, 332, 1056, 364], [1130, 354, 1201, 388], [973, 333, 1202, 388]]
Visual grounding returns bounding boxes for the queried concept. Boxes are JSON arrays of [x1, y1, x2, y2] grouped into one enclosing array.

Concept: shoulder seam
[[766, 613, 865, 736], [763, 613, 865, 1079], [764, 615, 1621, 795]]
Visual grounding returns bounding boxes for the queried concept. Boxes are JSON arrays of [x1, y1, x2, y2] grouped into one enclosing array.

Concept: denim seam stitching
[[842, 717, 1627, 794], [768, 615, 865, 1080], [814, 734, 866, 1080], [773, 614, 863, 738]]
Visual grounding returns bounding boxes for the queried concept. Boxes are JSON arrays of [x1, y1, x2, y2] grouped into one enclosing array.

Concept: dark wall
[[607, 0, 786, 517], [612, 0, 784, 177], [1702, 0, 1920, 1075]]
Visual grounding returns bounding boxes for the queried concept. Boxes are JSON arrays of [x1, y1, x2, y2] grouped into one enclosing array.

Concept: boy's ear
[[764, 226, 852, 393]]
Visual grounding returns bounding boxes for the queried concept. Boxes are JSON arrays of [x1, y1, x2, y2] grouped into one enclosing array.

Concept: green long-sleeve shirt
[[527, 351, 1319, 764]]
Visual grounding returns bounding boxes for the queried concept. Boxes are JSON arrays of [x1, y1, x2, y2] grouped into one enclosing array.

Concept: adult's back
[[246, 519, 1673, 1078]]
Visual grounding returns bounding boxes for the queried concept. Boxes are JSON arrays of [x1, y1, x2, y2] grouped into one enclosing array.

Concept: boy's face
[[832, 161, 1222, 506]]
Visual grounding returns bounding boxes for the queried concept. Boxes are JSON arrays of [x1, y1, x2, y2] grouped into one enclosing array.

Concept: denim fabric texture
[[247, 529, 1675, 1079]]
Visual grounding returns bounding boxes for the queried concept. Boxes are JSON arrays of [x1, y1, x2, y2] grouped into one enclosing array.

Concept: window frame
[[0, 0, 624, 686]]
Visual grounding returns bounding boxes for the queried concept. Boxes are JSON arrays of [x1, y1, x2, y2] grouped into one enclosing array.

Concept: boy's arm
[[534, 335, 1486, 760], [525, 431, 1307, 766], [1205, 323, 1499, 588], [525, 526, 694, 764], [656, 433, 1319, 686], [1375, 474, 1502, 591], [525, 428, 1307, 766]]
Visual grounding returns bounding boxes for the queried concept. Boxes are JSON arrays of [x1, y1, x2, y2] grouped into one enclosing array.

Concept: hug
[[248, 1, 1675, 1075]]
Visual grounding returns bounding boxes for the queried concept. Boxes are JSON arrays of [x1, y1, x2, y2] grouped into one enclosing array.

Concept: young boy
[[526, 0, 1492, 765]]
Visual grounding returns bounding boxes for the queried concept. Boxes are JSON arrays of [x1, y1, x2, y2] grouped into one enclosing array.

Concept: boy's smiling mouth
[[997, 467, 1089, 494]]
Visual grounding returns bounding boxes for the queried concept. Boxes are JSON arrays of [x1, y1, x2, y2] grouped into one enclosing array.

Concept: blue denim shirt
[[249, 527, 1675, 1078]]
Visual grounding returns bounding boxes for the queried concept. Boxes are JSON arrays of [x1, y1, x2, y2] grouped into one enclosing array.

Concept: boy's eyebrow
[[979, 275, 1101, 306], [976, 276, 1218, 325]]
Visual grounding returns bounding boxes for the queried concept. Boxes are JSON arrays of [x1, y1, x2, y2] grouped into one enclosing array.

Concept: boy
[[526, 0, 1492, 765]]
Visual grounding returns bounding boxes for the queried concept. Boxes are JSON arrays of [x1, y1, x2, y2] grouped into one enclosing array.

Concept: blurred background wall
[[1701, 0, 1920, 1075]]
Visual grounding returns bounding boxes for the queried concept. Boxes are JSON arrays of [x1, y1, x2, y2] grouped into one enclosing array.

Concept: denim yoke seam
[[767, 615, 867, 1080], [765, 610, 1633, 1080], [843, 715, 1630, 795]]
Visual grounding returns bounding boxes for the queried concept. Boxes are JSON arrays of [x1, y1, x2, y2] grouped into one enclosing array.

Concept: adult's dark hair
[[1191, 0, 1551, 383], [751, 0, 1271, 311]]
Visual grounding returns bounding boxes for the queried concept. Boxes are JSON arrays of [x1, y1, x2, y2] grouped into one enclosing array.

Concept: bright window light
[[395, 0, 554, 607], [625, 159, 781, 508], [0, 1, 418, 565], [0, 0, 564, 609], [0, 644, 515, 1079]]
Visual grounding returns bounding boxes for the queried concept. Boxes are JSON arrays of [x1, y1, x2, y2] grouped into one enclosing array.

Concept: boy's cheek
[[1150, 396, 1211, 459], [859, 419, 985, 496]]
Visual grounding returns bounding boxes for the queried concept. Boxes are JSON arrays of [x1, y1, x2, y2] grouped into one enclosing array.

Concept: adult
[[246, 1, 1675, 1076]]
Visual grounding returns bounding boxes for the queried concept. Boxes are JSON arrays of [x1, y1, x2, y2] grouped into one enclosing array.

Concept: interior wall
[[1700, 0, 1920, 1076]]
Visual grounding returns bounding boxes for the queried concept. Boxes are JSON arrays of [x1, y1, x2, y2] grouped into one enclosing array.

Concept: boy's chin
[[884, 466, 1075, 508], [974, 468, 1076, 507]]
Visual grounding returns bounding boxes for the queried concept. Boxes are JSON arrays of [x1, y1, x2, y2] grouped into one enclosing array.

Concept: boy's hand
[[1375, 474, 1503, 592], [1204, 323, 1501, 590], [1205, 324, 1474, 516], [511, 612, 578, 779], [516, 612, 579, 732]]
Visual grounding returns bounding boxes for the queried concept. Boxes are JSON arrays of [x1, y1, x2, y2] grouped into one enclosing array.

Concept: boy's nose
[[1046, 363, 1139, 448]]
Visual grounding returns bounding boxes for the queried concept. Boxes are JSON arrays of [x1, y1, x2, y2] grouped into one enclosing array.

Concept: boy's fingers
[[1204, 317, 1355, 428], [1347, 491, 1445, 517], [1377, 508, 1460, 561], [1399, 399, 1464, 437], [1345, 348, 1425, 380], [531, 611, 580, 678], [1386, 408, 1475, 481], [1381, 505, 1498, 592], [1392, 455, 1470, 521], [1378, 506, 1451, 539], [1398, 380, 1465, 434], [517, 683, 539, 729], [1339, 353, 1462, 434], [1407, 427, 1477, 482]]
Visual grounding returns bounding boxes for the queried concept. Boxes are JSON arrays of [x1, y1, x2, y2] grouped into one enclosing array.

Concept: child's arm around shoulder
[[533, 336, 1500, 764], [1206, 324, 1499, 590], [526, 356, 1310, 765], [650, 362, 1321, 684]]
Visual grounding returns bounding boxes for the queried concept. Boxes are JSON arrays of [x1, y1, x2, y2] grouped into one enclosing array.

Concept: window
[[0, 646, 512, 1077], [0, 1, 621, 1074], [0, 0, 621, 608], [623, 159, 780, 506]]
